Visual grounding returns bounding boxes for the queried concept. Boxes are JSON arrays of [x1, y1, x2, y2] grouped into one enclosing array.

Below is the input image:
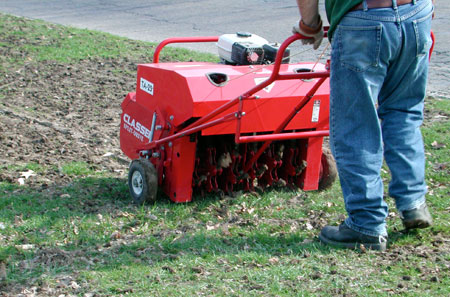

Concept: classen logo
[[123, 113, 151, 142]]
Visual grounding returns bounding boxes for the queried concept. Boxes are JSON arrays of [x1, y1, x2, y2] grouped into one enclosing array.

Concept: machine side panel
[[199, 92, 329, 135], [120, 92, 156, 160], [135, 65, 194, 127], [162, 136, 197, 203], [133, 63, 329, 135]]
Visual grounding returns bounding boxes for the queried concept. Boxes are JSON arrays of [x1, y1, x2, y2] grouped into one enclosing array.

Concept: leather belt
[[351, 0, 414, 11]]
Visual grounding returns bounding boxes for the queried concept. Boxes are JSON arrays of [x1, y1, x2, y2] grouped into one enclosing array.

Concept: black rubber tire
[[128, 158, 158, 204], [318, 147, 337, 191]]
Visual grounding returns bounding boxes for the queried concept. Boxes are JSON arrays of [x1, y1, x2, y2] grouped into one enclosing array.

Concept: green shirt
[[326, 0, 363, 39]]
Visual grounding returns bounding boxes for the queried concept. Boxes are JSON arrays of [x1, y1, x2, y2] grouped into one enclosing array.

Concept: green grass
[[0, 13, 449, 296], [2, 162, 44, 174], [0, 13, 218, 70], [60, 161, 95, 176]]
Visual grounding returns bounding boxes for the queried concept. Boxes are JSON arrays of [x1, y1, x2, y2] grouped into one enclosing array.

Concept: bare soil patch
[[0, 48, 138, 186]]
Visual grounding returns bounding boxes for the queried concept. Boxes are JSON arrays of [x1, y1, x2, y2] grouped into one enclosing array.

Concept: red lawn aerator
[[120, 31, 336, 203]]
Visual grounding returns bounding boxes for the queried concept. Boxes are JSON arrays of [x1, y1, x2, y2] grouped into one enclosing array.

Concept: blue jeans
[[329, 0, 433, 237]]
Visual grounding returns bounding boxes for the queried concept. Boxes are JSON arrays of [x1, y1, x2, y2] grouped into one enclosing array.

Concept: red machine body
[[120, 34, 332, 203]]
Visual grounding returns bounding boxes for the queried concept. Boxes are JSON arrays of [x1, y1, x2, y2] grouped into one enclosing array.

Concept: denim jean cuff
[[344, 218, 388, 237], [396, 196, 426, 213]]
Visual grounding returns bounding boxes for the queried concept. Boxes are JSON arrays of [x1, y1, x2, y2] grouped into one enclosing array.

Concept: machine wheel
[[128, 158, 158, 204], [318, 148, 337, 191]]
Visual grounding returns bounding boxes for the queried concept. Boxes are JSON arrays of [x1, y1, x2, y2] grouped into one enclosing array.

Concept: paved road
[[1, 0, 448, 97]]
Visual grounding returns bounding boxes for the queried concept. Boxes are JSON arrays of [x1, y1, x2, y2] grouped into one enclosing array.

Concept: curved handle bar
[[153, 36, 219, 63], [429, 30, 435, 61]]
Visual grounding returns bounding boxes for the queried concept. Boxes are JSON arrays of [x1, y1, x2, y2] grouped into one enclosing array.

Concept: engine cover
[[217, 32, 268, 65]]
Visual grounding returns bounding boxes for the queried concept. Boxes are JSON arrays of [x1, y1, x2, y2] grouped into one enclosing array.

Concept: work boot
[[319, 223, 387, 251], [400, 202, 433, 230]]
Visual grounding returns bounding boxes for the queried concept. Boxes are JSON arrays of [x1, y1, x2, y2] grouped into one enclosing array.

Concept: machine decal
[[140, 77, 154, 96], [123, 113, 152, 142], [311, 100, 321, 122], [254, 77, 275, 93]]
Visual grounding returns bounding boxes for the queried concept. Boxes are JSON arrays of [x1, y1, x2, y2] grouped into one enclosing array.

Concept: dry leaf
[[14, 215, 24, 225], [0, 262, 6, 280], [191, 266, 204, 274], [268, 257, 279, 264], [171, 234, 184, 243], [15, 244, 35, 251], [221, 225, 232, 236], [302, 238, 314, 244], [117, 211, 133, 218], [206, 223, 219, 231], [145, 214, 158, 221], [110, 231, 121, 239], [431, 141, 445, 149], [162, 266, 175, 274], [360, 244, 367, 253], [20, 169, 36, 179], [71, 281, 81, 289]]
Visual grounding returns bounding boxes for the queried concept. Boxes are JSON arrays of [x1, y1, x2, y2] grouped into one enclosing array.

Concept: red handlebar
[[153, 36, 219, 63], [430, 30, 435, 61]]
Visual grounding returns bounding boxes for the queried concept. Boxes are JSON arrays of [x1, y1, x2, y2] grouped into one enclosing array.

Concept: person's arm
[[296, 0, 320, 28], [293, 0, 323, 50]]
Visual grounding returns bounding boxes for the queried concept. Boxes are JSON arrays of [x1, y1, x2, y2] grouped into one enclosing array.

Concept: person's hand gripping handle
[[292, 15, 323, 50]]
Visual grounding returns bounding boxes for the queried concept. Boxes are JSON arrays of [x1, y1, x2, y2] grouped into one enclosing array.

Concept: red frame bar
[[429, 30, 435, 61], [239, 130, 330, 143], [146, 112, 237, 150], [153, 36, 219, 63]]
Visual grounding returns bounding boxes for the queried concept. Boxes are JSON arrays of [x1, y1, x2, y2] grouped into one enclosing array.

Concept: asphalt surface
[[1, 0, 449, 97]]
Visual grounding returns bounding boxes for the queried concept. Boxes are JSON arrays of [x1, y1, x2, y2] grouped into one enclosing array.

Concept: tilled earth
[[0, 55, 135, 186]]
